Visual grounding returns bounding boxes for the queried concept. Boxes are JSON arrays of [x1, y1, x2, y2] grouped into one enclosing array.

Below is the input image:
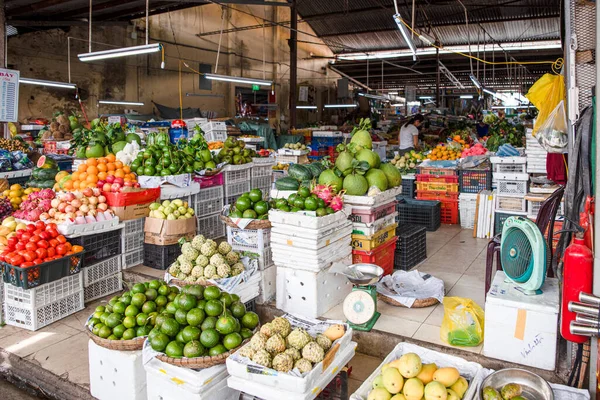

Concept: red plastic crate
[[352, 238, 397, 276], [416, 190, 459, 201], [416, 174, 459, 183], [193, 172, 224, 189], [439, 200, 459, 224]]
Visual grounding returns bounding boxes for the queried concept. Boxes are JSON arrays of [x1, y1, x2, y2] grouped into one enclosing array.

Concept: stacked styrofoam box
[[493, 171, 528, 217], [195, 185, 225, 239], [227, 315, 356, 400], [526, 128, 547, 173], [223, 164, 252, 206], [269, 208, 353, 318], [3, 273, 84, 331], [121, 218, 145, 269], [89, 340, 147, 400], [145, 353, 238, 400]]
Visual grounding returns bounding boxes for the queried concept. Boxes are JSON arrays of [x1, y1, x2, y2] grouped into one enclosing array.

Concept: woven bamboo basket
[[86, 326, 146, 351], [155, 337, 251, 368], [220, 215, 271, 230]]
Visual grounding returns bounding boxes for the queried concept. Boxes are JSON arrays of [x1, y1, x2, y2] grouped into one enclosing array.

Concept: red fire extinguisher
[[560, 232, 594, 343]]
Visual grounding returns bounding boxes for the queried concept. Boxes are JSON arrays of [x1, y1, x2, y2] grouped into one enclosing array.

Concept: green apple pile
[[229, 188, 270, 220], [368, 352, 469, 400], [149, 199, 195, 220], [147, 284, 260, 359], [87, 280, 178, 340]]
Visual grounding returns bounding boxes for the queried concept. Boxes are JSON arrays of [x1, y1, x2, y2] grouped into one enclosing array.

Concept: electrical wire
[[215, 6, 226, 74], [178, 60, 183, 120]]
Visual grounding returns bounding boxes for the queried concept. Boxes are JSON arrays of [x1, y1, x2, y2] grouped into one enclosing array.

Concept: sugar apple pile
[[168, 235, 245, 283], [240, 317, 333, 374]]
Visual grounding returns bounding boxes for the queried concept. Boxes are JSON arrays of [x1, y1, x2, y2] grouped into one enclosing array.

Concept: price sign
[[0, 68, 19, 122]]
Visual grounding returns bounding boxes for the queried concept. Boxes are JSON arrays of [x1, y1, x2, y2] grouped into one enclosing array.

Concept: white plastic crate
[[223, 166, 252, 185], [201, 121, 227, 131], [276, 265, 352, 318], [4, 273, 83, 307], [204, 130, 227, 143], [4, 289, 84, 331], [251, 163, 275, 178], [256, 264, 276, 304], [495, 196, 528, 213], [527, 199, 565, 219], [145, 355, 230, 400], [493, 173, 529, 198], [227, 226, 270, 252], [197, 213, 225, 239], [194, 185, 224, 215], [159, 182, 200, 202], [89, 340, 146, 400], [123, 218, 145, 236], [183, 117, 208, 131], [123, 248, 144, 269], [83, 255, 122, 287], [251, 175, 272, 191], [490, 156, 527, 174], [224, 180, 251, 201], [84, 272, 123, 303], [459, 193, 478, 229], [232, 272, 261, 303], [122, 233, 144, 254]]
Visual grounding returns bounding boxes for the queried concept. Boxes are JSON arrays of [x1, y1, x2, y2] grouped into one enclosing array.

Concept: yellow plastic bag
[[525, 73, 565, 137], [440, 297, 485, 347]]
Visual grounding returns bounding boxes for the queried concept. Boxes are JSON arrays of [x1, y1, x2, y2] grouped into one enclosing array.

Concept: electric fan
[[500, 216, 548, 295]]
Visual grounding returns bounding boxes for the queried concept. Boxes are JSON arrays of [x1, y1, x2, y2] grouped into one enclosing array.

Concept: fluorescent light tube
[[205, 73, 272, 86], [470, 75, 482, 89], [324, 104, 357, 108], [460, 95, 474, 99], [388, 92, 399, 95], [297, 105, 317, 109], [391, 103, 405, 107], [482, 88, 496, 96], [98, 100, 144, 106], [358, 93, 389, 101], [79, 43, 162, 62], [393, 14, 417, 61], [19, 78, 76, 89], [419, 96, 432, 99], [492, 105, 535, 109]]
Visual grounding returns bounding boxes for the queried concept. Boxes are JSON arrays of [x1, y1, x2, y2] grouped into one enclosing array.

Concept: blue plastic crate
[[311, 136, 343, 149]]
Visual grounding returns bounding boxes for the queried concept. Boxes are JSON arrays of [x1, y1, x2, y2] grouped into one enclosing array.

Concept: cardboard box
[[112, 201, 153, 221], [144, 217, 196, 245]]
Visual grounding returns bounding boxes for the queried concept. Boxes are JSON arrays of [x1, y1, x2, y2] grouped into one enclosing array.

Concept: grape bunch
[[0, 197, 13, 221]]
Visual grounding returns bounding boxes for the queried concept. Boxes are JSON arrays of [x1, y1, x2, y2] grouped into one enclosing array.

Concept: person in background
[[399, 114, 424, 154], [497, 109, 506, 120], [476, 119, 489, 138]]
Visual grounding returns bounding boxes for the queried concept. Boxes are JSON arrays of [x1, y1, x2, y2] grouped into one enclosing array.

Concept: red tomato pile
[[0, 221, 84, 268]]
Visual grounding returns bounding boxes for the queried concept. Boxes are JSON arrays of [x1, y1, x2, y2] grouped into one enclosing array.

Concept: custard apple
[[294, 358, 313, 374], [218, 241, 232, 255], [265, 334, 286, 355], [315, 334, 332, 351], [177, 254, 188, 265], [200, 242, 217, 257], [260, 323, 274, 338], [181, 242, 199, 261], [286, 328, 312, 350], [195, 277, 206, 284], [210, 253, 227, 266], [179, 261, 193, 275], [231, 263, 245, 276], [283, 347, 301, 362], [195, 254, 209, 267], [191, 235, 206, 250], [216, 264, 231, 278], [184, 275, 196, 283], [271, 317, 291, 338], [225, 251, 240, 265], [168, 262, 180, 276], [191, 266, 204, 278], [249, 333, 268, 352], [238, 345, 255, 359], [302, 342, 324, 363], [203, 264, 217, 278], [272, 353, 293, 373], [176, 272, 187, 280], [251, 349, 271, 368]]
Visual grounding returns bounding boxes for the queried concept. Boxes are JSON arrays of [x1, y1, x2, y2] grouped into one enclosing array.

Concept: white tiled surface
[[323, 224, 489, 354]]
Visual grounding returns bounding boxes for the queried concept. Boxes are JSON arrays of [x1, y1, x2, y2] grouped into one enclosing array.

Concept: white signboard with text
[[0, 69, 19, 122]]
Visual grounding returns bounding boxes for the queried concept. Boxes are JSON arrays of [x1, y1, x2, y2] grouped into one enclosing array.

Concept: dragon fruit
[[312, 184, 334, 203], [329, 194, 344, 212]]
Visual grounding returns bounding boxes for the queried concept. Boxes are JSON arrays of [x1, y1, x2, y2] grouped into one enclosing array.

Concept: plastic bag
[[526, 73, 565, 136], [440, 297, 485, 347], [536, 100, 568, 153]]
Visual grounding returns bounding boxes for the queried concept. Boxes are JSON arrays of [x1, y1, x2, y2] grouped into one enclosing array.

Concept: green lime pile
[[147, 285, 260, 359], [229, 188, 270, 220], [87, 280, 177, 340], [271, 186, 335, 217]]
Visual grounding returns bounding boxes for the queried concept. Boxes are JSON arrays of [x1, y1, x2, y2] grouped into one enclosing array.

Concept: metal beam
[[8, 19, 129, 27], [328, 65, 372, 91], [52, 0, 143, 19], [6, 0, 71, 17]]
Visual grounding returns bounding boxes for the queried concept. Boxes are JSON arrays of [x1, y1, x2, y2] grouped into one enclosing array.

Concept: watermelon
[[37, 155, 57, 169], [275, 177, 300, 190], [288, 164, 312, 181], [306, 162, 326, 179]]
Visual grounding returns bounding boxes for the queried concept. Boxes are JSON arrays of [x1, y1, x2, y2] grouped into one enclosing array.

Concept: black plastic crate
[[2, 252, 83, 289], [401, 177, 416, 198], [459, 166, 492, 193], [9, 176, 30, 186], [244, 299, 256, 313], [394, 225, 427, 270], [396, 197, 441, 231], [71, 229, 122, 266], [494, 211, 527, 235], [143, 243, 180, 270]]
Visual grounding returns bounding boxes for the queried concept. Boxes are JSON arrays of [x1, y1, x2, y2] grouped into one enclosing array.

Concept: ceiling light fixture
[[358, 92, 390, 101], [98, 100, 144, 106], [460, 95, 474, 99], [470, 75, 482, 89], [19, 78, 76, 90], [393, 14, 417, 61], [391, 103, 405, 107], [418, 96, 432, 99], [324, 104, 358, 108], [388, 91, 399, 95], [79, 43, 163, 62], [204, 73, 272, 86], [297, 105, 318, 109]]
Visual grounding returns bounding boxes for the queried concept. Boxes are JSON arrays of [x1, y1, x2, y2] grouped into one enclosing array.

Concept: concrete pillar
[[0, 0, 5, 68], [289, 0, 297, 128]]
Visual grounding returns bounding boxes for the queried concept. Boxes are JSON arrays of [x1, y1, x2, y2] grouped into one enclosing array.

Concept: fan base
[[503, 278, 543, 295]]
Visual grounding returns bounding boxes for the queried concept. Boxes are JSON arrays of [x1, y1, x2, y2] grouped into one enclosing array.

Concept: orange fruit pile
[[63, 155, 137, 191]]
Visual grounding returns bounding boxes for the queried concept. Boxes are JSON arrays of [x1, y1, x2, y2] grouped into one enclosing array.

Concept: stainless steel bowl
[[344, 263, 384, 286], [480, 368, 554, 400]]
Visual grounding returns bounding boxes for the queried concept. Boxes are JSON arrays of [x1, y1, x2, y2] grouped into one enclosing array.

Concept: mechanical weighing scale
[[341, 263, 384, 332]]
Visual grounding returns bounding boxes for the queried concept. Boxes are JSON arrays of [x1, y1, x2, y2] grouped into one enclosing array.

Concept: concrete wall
[[7, 4, 341, 126]]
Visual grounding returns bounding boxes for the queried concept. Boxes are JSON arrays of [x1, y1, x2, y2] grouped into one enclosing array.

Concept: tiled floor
[[323, 224, 488, 355]]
